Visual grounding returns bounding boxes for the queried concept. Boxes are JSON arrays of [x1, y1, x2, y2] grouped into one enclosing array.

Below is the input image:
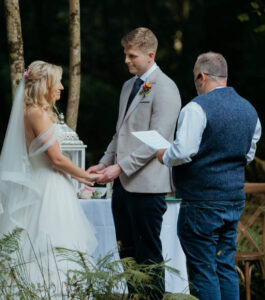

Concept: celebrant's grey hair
[[196, 52, 228, 82]]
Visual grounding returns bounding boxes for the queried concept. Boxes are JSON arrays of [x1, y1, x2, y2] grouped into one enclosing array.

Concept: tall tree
[[66, 0, 81, 131], [4, 0, 24, 98]]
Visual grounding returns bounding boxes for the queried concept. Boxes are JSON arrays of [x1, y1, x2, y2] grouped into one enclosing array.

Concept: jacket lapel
[[122, 67, 161, 124]]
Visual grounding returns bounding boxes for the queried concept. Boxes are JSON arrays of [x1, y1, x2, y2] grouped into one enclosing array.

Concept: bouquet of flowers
[[78, 186, 107, 199]]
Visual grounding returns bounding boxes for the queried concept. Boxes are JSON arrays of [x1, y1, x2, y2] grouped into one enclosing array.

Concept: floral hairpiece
[[23, 68, 33, 79]]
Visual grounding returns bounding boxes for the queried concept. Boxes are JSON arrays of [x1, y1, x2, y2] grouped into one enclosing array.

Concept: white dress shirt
[[137, 63, 158, 81], [163, 89, 262, 167]]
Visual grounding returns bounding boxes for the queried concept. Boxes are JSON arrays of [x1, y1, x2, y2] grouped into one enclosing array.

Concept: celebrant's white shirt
[[163, 87, 262, 167]]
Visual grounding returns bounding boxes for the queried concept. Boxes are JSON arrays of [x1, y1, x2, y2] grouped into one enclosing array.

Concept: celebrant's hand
[[86, 163, 106, 174], [96, 164, 122, 185], [157, 148, 167, 164]]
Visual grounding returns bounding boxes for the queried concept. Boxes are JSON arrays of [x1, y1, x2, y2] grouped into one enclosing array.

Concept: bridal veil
[[0, 78, 57, 233]]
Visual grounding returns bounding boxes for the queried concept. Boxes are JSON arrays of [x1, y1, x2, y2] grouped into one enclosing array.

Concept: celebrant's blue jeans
[[177, 199, 244, 300]]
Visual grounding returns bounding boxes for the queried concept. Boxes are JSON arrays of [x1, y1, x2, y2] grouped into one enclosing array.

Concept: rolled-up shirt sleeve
[[163, 102, 207, 167], [246, 118, 262, 164]]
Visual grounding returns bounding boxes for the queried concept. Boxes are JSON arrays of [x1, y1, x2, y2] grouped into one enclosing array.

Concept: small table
[[80, 198, 189, 294]]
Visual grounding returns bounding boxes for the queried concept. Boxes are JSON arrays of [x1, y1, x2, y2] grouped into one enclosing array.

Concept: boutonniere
[[139, 82, 152, 97]]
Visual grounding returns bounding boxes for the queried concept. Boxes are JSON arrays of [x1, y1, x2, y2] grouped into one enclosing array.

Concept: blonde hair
[[24, 60, 62, 122], [121, 27, 158, 54]]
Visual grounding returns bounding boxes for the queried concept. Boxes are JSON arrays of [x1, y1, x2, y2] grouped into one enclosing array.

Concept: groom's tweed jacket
[[100, 67, 181, 193]]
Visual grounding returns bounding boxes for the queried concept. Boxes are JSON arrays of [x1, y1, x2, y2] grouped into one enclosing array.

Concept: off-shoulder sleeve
[[29, 124, 58, 157]]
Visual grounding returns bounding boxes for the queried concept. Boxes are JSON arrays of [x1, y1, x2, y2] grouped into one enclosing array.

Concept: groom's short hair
[[121, 27, 158, 54]]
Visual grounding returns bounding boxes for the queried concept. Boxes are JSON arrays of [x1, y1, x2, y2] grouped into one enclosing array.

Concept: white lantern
[[57, 113, 86, 190]]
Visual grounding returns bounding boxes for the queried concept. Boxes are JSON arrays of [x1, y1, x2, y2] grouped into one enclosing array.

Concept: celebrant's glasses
[[195, 72, 227, 81]]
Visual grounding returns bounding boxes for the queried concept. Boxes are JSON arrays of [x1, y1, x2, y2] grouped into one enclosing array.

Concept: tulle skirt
[[0, 160, 97, 289]]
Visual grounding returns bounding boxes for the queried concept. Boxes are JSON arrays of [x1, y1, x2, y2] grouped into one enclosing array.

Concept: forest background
[[0, 0, 265, 166], [1, 1, 265, 299]]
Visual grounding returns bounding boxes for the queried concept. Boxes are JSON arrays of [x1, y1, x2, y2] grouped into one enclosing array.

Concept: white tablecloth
[[80, 198, 189, 294]]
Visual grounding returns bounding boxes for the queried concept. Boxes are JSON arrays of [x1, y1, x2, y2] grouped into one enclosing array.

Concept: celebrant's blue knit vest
[[173, 87, 258, 201]]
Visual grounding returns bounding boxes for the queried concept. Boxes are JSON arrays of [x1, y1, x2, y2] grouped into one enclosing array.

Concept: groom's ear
[[148, 51, 155, 61]]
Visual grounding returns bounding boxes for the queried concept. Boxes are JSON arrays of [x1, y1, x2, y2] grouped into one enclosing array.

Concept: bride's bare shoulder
[[25, 107, 53, 133], [25, 107, 50, 123]]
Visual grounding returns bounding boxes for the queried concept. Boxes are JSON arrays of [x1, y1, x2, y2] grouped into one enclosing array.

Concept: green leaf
[[251, 1, 260, 9], [238, 13, 250, 22], [254, 24, 265, 32]]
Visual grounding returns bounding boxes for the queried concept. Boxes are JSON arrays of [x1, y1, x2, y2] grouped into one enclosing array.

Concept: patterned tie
[[124, 77, 144, 115]]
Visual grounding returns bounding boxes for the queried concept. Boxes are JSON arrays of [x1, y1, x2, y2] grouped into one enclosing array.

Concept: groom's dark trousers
[[112, 179, 167, 299]]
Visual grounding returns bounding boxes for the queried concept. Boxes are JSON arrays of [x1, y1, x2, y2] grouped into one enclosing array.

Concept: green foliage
[[1, 0, 265, 162], [0, 228, 195, 300], [0, 227, 23, 282], [238, 13, 250, 22], [0, 228, 45, 299], [237, 226, 262, 252], [251, 1, 260, 10], [238, 0, 265, 32], [254, 24, 265, 32]]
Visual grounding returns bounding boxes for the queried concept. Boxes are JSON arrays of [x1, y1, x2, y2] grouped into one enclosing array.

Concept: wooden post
[[245, 261, 251, 300]]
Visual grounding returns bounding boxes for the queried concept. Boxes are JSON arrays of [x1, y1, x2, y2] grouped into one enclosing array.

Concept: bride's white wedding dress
[[1, 123, 97, 285], [28, 124, 97, 254], [0, 80, 97, 289]]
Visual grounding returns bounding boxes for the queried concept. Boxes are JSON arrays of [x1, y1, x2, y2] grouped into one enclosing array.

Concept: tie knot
[[135, 78, 144, 87]]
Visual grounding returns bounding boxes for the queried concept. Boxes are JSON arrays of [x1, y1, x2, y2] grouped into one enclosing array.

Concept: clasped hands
[[86, 163, 122, 185], [84, 148, 167, 186]]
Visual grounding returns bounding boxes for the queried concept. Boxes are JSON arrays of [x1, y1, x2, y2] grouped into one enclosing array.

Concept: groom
[[88, 27, 181, 298]]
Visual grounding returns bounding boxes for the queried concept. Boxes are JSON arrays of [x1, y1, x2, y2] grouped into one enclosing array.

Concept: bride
[[0, 61, 98, 287]]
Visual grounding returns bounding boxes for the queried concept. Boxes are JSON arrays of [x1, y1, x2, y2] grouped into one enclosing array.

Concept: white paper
[[132, 130, 171, 150]]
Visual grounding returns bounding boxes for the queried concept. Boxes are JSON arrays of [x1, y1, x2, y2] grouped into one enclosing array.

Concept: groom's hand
[[96, 164, 122, 185], [86, 163, 106, 174], [157, 148, 167, 164]]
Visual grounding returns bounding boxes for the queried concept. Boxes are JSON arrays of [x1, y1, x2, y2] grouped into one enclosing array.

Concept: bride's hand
[[86, 172, 101, 181], [71, 175, 95, 186]]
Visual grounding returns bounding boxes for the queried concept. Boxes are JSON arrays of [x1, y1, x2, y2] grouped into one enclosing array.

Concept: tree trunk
[[66, 0, 81, 131], [4, 0, 25, 98]]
